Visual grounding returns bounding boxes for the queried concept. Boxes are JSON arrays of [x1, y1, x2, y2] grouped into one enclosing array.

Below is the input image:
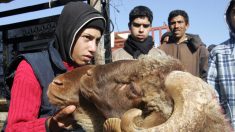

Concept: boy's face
[[71, 27, 101, 66], [129, 17, 151, 42]]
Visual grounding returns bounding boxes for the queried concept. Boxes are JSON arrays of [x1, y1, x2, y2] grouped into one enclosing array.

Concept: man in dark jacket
[[159, 10, 208, 81]]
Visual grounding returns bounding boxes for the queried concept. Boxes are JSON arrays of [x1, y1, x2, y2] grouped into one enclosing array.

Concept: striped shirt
[[207, 37, 235, 129]]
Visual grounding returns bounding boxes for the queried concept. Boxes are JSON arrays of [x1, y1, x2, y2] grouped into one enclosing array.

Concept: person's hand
[[46, 105, 76, 132]]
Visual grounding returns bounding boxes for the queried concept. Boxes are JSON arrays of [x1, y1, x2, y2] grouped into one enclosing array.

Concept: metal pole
[[101, 0, 112, 63]]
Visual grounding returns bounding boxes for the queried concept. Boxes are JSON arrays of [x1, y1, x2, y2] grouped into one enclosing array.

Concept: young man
[[5, 1, 106, 131], [112, 6, 164, 61], [159, 10, 208, 81], [207, 0, 235, 130]]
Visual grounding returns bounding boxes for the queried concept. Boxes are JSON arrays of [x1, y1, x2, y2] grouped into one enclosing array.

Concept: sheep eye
[[86, 70, 93, 76]]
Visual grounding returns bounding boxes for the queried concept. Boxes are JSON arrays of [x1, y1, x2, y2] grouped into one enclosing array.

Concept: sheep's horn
[[103, 109, 142, 132], [103, 118, 121, 132], [120, 71, 217, 132]]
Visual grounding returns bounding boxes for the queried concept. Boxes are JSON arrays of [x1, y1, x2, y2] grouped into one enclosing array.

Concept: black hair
[[207, 44, 217, 52], [160, 31, 172, 44], [129, 6, 153, 24], [226, 1, 235, 18], [226, 1, 235, 32], [168, 10, 189, 26]]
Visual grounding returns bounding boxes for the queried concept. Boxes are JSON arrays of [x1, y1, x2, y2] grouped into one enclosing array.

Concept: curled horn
[[120, 71, 230, 132]]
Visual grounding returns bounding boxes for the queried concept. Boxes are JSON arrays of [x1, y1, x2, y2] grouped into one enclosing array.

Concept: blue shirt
[[207, 37, 235, 129]]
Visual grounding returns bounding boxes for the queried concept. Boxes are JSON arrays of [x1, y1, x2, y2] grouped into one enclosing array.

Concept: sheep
[[47, 54, 232, 132]]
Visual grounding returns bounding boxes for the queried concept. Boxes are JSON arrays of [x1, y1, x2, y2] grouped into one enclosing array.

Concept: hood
[[225, 0, 235, 37], [185, 33, 206, 53], [54, 1, 106, 64]]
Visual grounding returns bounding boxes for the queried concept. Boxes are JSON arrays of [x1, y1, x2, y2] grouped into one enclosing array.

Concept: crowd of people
[[2, 0, 235, 131]]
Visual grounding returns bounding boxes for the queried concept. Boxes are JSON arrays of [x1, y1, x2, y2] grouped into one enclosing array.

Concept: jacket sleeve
[[6, 60, 47, 132], [199, 46, 209, 81]]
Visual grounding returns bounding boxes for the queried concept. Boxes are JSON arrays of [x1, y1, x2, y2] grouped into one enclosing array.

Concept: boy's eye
[[83, 35, 92, 40], [96, 39, 101, 46]]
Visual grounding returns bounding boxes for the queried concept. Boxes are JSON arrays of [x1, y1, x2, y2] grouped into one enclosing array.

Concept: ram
[[47, 55, 231, 132]]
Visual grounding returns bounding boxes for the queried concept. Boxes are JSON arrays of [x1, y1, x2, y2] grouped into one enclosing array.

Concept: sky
[[0, 0, 231, 46]]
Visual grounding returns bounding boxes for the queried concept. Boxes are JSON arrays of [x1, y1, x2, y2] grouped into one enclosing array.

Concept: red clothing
[[6, 60, 73, 132]]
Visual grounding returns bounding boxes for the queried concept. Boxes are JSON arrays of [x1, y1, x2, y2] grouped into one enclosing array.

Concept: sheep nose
[[53, 79, 63, 86]]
